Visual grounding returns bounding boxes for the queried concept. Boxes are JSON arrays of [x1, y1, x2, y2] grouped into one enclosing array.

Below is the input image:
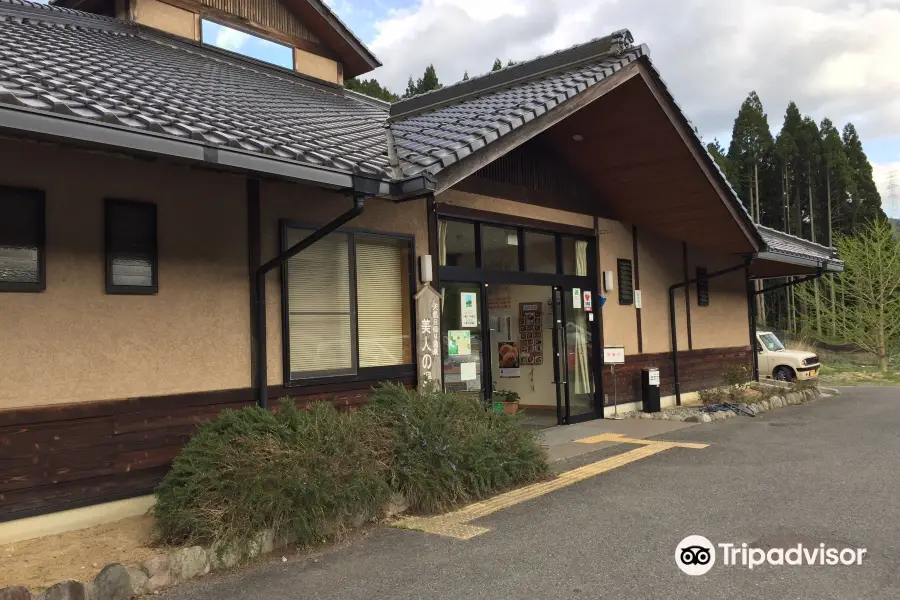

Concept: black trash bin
[[641, 367, 661, 413]]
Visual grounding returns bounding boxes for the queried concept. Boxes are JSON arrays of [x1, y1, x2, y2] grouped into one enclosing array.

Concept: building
[[0, 0, 842, 527]]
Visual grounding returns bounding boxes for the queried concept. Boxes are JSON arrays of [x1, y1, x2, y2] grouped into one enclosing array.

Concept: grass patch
[[152, 401, 391, 550], [364, 383, 550, 514]]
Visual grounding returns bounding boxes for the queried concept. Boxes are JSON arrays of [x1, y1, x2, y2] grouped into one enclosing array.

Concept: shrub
[[364, 383, 549, 513], [698, 386, 726, 406], [152, 401, 392, 550]]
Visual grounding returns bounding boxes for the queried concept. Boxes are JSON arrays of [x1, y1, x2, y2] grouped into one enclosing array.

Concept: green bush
[[152, 401, 391, 549], [364, 383, 549, 513]]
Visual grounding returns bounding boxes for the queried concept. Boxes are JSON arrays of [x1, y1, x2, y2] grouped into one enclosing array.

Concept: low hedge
[[153, 386, 549, 549]]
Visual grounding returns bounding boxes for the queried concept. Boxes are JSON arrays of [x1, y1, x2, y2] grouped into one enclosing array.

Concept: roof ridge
[[0, 0, 126, 25], [389, 29, 634, 120]]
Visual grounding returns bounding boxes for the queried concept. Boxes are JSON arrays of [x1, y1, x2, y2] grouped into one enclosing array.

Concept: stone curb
[[0, 495, 411, 600], [631, 387, 824, 423]]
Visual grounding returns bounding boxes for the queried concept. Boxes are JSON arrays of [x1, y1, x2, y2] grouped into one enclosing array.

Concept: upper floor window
[[201, 20, 293, 69], [282, 224, 414, 382], [106, 199, 158, 294], [0, 186, 45, 292]]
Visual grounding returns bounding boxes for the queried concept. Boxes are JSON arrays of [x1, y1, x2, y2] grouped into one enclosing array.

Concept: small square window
[[106, 199, 158, 294], [0, 186, 45, 292]]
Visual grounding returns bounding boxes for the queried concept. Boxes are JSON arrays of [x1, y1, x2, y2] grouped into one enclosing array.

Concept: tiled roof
[[388, 32, 644, 178], [0, 0, 392, 176], [759, 226, 841, 264]]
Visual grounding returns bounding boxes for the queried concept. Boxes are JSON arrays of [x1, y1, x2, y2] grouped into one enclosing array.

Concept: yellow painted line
[[394, 436, 705, 540], [574, 433, 709, 450]]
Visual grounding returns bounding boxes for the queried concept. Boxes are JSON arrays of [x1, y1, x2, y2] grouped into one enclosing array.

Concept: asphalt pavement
[[157, 387, 900, 600]]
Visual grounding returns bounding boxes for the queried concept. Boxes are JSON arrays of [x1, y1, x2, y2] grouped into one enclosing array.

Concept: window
[[201, 20, 293, 69], [561, 236, 589, 276], [106, 200, 158, 294], [696, 267, 709, 307], [439, 220, 476, 267], [523, 231, 556, 273], [481, 225, 519, 271], [617, 258, 634, 305], [0, 186, 45, 292], [283, 225, 413, 382]]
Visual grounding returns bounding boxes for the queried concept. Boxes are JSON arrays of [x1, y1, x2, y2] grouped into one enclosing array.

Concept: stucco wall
[[0, 139, 249, 409], [688, 246, 750, 350], [636, 230, 690, 354], [259, 181, 428, 385], [596, 218, 639, 354]]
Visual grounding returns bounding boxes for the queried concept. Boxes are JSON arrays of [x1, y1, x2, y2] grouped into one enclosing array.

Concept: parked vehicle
[[756, 331, 820, 381]]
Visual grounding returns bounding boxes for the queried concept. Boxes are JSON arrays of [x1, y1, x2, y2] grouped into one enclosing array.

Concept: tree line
[[344, 58, 517, 103]]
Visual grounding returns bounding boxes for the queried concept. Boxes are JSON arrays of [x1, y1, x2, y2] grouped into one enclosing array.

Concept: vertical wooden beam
[[632, 225, 643, 353], [682, 241, 693, 351], [246, 178, 261, 390]]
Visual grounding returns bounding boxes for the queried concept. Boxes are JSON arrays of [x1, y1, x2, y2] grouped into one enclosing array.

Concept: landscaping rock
[[760, 400, 771, 411], [0, 587, 32, 600], [771, 396, 783, 408], [141, 555, 171, 592], [685, 413, 712, 424], [92, 564, 133, 600], [35, 581, 87, 600], [639, 413, 654, 419], [247, 530, 275, 559], [168, 546, 210, 581], [669, 414, 685, 422], [125, 567, 147, 596], [209, 543, 241, 571]]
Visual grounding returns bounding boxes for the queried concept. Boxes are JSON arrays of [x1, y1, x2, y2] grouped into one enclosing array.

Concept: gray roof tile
[[0, 0, 392, 177], [759, 226, 842, 265]]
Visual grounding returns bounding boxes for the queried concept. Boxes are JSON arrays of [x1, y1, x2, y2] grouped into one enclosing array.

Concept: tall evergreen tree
[[416, 64, 442, 94], [706, 139, 735, 183], [403, 76, 417, 98], [842, 123, 886, 227], [726, 92, 779, 227], [819, 118, 855, 240], [462, 71, 469, 81], [344, 78, 400, 103], [491, 58, 503, 71]]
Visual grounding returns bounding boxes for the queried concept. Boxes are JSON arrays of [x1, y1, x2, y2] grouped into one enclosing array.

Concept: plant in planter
[[493, 389, 521, 415]]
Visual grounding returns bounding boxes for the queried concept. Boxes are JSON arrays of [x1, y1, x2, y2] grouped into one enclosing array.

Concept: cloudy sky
[[316, 0, 900, 216]]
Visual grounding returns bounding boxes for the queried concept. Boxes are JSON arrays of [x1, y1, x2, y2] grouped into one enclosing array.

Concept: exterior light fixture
[[572, 134, 584, 142]]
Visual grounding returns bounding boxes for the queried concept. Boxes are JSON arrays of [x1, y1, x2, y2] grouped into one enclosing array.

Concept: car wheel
[[774, 366, 795, 382]]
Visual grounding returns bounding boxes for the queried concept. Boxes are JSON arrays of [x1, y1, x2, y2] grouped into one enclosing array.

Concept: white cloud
[[214, 27, 251, 52], [365, 0, 900, 145]]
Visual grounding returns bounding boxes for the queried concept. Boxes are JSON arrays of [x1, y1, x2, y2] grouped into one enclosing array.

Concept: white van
[[756, 330, 821, 381]]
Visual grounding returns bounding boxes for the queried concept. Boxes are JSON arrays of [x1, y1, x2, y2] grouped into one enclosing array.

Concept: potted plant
[[493, 389, 521, 415]]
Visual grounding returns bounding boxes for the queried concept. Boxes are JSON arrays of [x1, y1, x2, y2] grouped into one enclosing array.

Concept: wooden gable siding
[[198, 0, 319, 43]]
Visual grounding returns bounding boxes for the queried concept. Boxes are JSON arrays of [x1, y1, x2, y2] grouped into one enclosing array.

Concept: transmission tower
[[888, 169, 899, 213]]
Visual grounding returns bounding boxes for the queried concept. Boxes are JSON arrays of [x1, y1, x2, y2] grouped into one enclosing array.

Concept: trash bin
[[641, 367, 661, 413]]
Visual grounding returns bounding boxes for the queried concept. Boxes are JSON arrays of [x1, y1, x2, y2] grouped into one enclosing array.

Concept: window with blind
[[283, 225, 413, 381], [106, 199, 158, 294], [696, 267, 710, 307], [0, 186, 45, 292]]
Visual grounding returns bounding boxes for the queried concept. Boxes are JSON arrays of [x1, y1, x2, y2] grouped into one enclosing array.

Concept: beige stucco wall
[[259, 181, 428, 385], [636, 230, 690, 354], [0, 139, 249, 409], [688, 246, 750, 350], [596, 218, 640, 355], [133, 0, 198, 40], [294, 48, 342, 84]]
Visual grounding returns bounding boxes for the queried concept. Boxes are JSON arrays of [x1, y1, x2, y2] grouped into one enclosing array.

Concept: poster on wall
[[448, 330, 471, 356], [461, 292, 478, 328], [518, 303, 544, 366], [497, 342, 521, 378]]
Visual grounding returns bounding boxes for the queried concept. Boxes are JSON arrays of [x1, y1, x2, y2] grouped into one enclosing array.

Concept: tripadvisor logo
[[675, 535, 867, 575]]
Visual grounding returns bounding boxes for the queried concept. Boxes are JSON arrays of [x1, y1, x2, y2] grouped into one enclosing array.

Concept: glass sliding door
[[564, 288, 596, 422], [441, 282, 485, 401]]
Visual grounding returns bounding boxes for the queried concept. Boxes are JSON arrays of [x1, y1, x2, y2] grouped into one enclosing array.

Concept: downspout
[[254, 196, 366, 409], [669, 261, 750, 406]]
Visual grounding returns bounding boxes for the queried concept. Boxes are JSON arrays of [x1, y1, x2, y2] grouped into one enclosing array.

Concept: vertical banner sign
[[415, 286, 442, 390], [583, 290, 593, 312], [518, 302, 544, 366], [461, 291, 478, 328]]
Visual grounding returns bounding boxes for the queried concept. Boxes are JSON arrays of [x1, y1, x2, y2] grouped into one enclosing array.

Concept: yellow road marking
[[574, 433, 709, 450], [393, 435, 706, 540]]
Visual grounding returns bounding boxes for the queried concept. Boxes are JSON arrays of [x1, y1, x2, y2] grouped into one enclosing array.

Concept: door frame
[[436, 214, 604, 422]]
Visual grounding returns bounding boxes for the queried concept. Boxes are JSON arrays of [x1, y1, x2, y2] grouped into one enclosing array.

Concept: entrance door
[[553, 287, 598, 424]]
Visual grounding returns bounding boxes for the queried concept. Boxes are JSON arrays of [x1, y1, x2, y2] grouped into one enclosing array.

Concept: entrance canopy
[[751, 226, 844, 279]]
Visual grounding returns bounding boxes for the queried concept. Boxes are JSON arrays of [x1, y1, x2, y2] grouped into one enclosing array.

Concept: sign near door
[[572, 287, 582, 309], [461, 292, 478, 328], [603, 346, 625, 364], [415, 285, 442, 390], [583, 290, 593, 312], [518, 303, 544, 366]]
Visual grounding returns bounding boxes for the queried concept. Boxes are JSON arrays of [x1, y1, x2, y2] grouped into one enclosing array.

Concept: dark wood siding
[[199, 0, 319, 43], [604, 346, 751, 406], [0, 376, 411, 522]]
